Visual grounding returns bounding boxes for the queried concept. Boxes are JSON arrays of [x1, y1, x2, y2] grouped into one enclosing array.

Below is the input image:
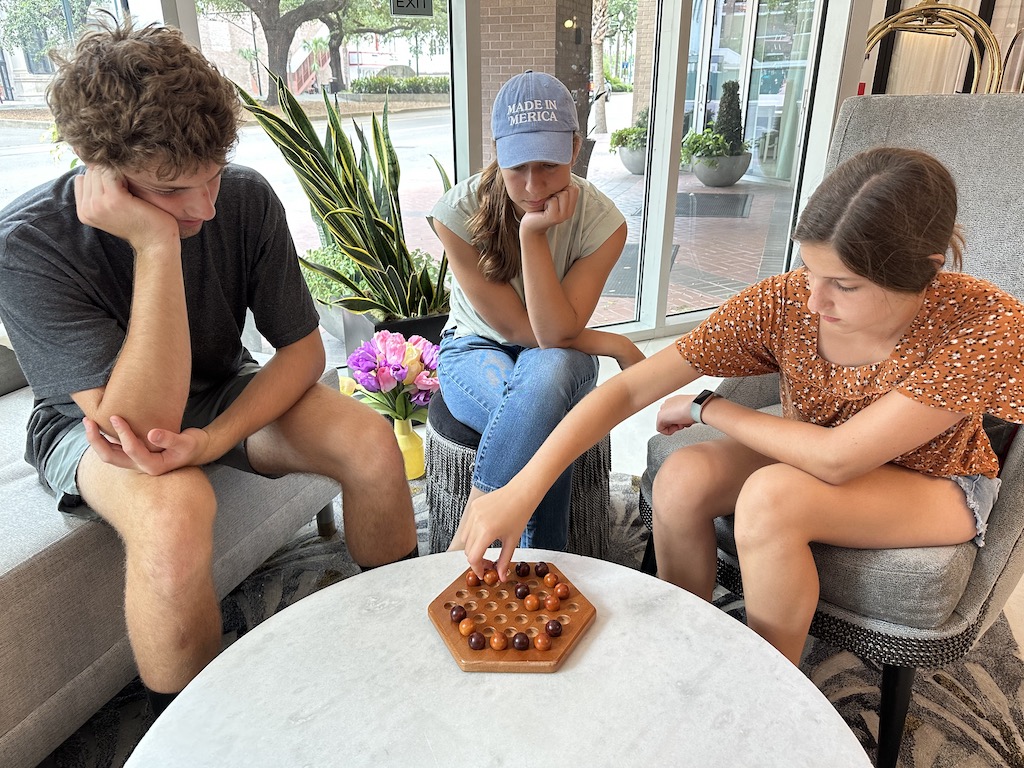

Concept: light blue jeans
[[438, 331, 598, 550]]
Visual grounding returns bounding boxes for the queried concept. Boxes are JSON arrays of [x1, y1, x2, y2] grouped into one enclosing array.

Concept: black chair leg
[[316, 503, 337, 538], [876, 664, 915, 768], [640, 532, 657, 576]]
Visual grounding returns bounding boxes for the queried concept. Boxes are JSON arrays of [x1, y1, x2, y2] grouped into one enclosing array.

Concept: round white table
[[126, 549, 871, 767]]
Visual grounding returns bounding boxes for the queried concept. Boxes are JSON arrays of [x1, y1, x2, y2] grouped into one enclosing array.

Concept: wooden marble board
[[427, 561, 596, 673]]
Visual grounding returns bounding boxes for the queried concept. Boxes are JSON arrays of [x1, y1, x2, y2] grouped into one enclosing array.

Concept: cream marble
[[126, 549, 870, 768]]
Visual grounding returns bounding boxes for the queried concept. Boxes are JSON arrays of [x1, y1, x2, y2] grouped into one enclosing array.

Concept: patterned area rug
[[39, 474, 1024, 768]]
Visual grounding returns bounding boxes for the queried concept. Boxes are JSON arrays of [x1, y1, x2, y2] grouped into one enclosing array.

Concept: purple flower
[[410, 388, 432, 406], [347, 341, 379, 374], [409, 335, 440, 370], [352, 369, 381, 393]]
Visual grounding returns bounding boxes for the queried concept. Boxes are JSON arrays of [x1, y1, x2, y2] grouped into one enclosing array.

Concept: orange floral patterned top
[[676, 270, 1024, 479]]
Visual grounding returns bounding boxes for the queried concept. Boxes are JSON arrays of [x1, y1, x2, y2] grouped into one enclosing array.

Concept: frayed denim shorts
[[953, 474, 1001, 547]]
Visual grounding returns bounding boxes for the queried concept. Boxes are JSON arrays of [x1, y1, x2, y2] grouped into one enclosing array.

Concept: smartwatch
[[690, 389, 718, 425]]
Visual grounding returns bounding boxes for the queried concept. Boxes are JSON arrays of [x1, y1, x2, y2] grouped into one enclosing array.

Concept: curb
[[0, 119, 52, 130]]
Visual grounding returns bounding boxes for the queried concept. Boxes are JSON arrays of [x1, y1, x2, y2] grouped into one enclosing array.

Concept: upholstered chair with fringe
[[639, 94, 1024, 768]]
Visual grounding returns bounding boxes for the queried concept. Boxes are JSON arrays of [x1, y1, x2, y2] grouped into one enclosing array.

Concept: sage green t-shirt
[[428, 172, 625, 344]]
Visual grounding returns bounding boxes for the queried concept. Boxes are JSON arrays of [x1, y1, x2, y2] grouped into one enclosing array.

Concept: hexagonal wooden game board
[[427, 561, 596, 672]]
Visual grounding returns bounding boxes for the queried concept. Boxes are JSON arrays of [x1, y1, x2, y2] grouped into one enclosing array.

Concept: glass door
[[745, 0, 816, 182], [691, 0, 754, 134]]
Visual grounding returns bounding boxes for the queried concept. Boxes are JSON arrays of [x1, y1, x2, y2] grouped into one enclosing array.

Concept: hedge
[[350, 75, 450, 94]]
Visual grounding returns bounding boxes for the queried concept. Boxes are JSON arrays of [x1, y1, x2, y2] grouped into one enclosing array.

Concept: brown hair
[[466, 133, 583, 284], [467, 161, 523, 282], [47, 14, 241, 179], [793, 147, 963, 292]]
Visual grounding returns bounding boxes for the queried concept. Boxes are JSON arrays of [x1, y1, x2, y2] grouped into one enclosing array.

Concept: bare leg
[[247, 383, 417, 567], [78, 453, 221, 693], [651, 438, 775, 600], [734, 463, 977, 664]]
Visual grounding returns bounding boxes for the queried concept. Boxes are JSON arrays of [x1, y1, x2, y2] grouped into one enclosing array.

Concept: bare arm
[[71, 167, 191, 447], [517, 191, 628, 347], [671, 389, 965, 485], [198, 329, 326, 461], [461, 344, 699, 575], [569, 328, 646, 369], [83, 329, 327, 475]]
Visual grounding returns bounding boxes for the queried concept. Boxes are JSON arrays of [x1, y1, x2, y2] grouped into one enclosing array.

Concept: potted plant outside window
[[238, 72, 450, 340], [609, 107, 649, 175], [680, 80, 752, 187]]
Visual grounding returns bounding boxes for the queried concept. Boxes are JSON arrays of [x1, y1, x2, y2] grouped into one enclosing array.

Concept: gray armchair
[[639, 94, 1024, 768]]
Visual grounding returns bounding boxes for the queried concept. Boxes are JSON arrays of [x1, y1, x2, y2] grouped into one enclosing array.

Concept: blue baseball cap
[[491, 71, 579, 168]]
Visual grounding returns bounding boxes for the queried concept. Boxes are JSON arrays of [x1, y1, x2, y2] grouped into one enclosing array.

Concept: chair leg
[[640, 532, 657, 576], [315, 503, 337, 538], [876, 664, 915, 768]]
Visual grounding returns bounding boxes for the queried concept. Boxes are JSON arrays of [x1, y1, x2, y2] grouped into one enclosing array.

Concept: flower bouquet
[[340, 330, 440, 424]]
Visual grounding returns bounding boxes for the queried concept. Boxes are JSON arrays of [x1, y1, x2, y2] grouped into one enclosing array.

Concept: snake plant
[[238, 72, 450, 321]]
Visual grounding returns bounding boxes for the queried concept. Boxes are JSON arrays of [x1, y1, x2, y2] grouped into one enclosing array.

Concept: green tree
[[716, 80, 745, 155], [0, 0, 100, 65], [302, 34, 328, 87], [319, 0, 447, 91], [201, 0, 447, 105], [607, 0, 636, 37], [591, 0, 609, 133]]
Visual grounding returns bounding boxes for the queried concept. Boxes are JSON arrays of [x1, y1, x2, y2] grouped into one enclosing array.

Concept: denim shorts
[[41, 360, 272, 518], [953, 474, 1001, 547]]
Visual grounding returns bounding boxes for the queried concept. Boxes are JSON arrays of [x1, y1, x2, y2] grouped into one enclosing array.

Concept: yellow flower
[[403, 359, 424, 385], [338, 377, 359, 396], [402, 343, 424, 385]]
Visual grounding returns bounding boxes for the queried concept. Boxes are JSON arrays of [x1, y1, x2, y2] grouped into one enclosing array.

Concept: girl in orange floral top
[[456, 147, 1024, 665]]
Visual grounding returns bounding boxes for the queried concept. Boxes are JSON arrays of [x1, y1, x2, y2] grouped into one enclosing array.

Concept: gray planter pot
[[316, 301, 375, 358], [616, 146, 646, 175], [692, 152, 752, 187]]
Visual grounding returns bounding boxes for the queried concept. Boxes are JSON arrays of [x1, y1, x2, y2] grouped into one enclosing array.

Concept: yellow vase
[[393, 418, 425, 480]]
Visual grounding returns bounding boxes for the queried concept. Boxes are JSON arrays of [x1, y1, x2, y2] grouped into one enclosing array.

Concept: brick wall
[[479, 1, 591, 166], [631, 0, 657, 126]]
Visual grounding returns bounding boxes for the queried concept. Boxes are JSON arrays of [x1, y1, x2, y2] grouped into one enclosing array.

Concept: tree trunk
[[591, 0, 609, 134], [264, 25, 294, 106], [241, 0, 348, 106], [327, 30, 344, 90]]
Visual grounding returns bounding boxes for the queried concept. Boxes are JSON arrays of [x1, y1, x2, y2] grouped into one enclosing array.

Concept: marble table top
[[126, 549, 871, 767]]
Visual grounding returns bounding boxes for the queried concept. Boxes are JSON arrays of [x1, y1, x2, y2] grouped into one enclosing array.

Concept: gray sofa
[[0, 344, 341, 767]]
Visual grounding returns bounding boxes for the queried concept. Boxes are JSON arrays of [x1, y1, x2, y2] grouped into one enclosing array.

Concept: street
[[0, 95, 636, 259]]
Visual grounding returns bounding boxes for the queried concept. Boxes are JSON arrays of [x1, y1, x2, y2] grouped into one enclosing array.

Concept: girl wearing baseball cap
[[429, 71, 643, 554]]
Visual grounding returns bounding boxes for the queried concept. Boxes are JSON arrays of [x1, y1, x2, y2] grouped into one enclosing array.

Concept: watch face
[[694, 390, 714, 405]]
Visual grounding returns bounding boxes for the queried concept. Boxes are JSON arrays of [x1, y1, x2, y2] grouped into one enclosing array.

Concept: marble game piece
[[427, 562, 597, 672]]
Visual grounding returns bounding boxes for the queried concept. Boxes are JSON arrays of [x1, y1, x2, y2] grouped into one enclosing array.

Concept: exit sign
[[391, 0, 432, 17]]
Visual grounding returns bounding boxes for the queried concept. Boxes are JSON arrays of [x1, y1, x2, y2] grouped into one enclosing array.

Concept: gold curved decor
[[1003, 28, 1024, 93], [866, 0, 1003, 94]]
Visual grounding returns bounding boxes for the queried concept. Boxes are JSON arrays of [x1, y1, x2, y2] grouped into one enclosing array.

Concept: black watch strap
[[690, 389, 717, 425]]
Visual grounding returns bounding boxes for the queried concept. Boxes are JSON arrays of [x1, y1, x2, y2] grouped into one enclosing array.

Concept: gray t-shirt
[[0, 164, 319, 473], [428, 173, 625, 344]]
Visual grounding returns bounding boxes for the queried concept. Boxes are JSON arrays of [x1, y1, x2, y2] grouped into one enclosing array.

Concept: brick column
[[479, 1, 592, 166], [631, 0, 658, 125]]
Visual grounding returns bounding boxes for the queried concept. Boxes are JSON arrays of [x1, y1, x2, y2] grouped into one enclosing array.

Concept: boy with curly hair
[[0, 16, 417, 714]]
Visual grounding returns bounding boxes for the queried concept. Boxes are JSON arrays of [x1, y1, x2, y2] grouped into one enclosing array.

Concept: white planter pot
[[692, 152, 752, 187], [617, 146, 646, 175], [316, 301, 375, 358]]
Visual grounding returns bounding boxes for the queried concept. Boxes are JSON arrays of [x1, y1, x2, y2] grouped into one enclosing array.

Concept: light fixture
[[563, 18, 575, 29]]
